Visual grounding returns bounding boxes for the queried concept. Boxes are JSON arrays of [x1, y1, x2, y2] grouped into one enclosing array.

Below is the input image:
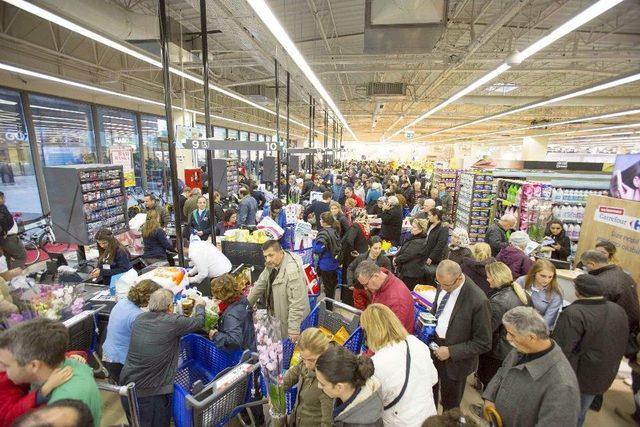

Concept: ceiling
[[0, 0, 639, 151]]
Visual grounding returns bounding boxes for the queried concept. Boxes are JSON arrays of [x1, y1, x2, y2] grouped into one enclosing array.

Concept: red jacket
[[0, 372, 37, 427], [349, 195, 365, 208], [372, 268, 415, 334]]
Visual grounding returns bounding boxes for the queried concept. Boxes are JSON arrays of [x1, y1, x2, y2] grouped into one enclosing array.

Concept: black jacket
[[212, 297, 257, 352], [0, 204, 14, 238], [346, 251, 392, 287], [488, 285, 531, 360], [589, 264, 640, 336], [447, 246, 473, 266], [188, 209, 212, 240], [402, 186, 415, 208], [303, 200, 330, 226], [485, 223, 509, 257], [341, 224, 369, 267], [461, 257, 496, 296], [424, 222, 449, 264], [431, 276, 492, 380], [394, 233, 428, 279], [379, 205, 403, 245], [553, 299, 629, 394], [143, 228, 174, 260], [251, 190, 266, 209], [548, 232, 571, 261], [335, 214, 350, 239]]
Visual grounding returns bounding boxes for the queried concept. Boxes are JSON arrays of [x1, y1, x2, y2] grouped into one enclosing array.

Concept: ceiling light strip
[[244, 0, 357, 141], [2, 0, 315, 132], [388, 0, 625, 140], [0, 62, 281, 135]]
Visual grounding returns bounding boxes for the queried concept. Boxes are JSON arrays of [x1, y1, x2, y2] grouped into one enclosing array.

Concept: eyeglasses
[[359, 274, 375, 287], [435, 273, 462, 288]]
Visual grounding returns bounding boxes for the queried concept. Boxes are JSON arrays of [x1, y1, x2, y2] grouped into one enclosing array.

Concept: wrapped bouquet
[[30, 284, 84, 321], [254, 309, 286, 419]]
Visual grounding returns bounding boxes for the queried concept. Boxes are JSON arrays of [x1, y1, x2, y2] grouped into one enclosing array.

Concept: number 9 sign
[[191, 139, 200, 149]]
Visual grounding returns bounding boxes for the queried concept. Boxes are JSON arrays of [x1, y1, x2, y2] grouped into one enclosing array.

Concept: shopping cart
[[281, 298, 363, 414], [291, 247, 313, 265], [173, 334, 263, 427], [62, 304, 108, 376], [96, 381, 141, 427]]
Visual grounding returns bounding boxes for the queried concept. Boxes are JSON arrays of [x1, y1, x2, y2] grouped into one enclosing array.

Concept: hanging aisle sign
[[186, 139, 271, 151], [110, 148, 135, 187]]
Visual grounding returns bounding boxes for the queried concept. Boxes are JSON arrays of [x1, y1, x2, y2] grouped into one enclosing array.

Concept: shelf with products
[[433, 168, 463, 221], [44, 164, 129, 245], [455, 170, 494, 243]]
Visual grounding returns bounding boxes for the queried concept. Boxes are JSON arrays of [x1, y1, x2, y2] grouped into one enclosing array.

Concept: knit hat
[[509, 230, 530, 249], [573, 274, 603, 297]]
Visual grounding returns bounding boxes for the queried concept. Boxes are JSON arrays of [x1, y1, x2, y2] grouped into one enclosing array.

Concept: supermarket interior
[[0, 0, 640, 426]]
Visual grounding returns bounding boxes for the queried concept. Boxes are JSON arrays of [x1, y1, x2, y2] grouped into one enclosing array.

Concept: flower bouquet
[[30, 284, 84, 321], [254, 309, 286, 420]]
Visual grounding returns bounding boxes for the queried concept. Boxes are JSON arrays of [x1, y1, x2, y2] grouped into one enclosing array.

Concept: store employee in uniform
[[430, 260, 491, 410]]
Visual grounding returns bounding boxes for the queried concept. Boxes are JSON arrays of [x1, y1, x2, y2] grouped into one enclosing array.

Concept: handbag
[[383, 339, 411, 410]]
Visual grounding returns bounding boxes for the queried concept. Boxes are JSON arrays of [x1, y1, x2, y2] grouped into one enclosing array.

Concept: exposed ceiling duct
[[363, 0, 447, 54]]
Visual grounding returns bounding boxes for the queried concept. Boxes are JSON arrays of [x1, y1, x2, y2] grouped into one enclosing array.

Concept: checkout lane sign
[[594, 206, 640, 233]]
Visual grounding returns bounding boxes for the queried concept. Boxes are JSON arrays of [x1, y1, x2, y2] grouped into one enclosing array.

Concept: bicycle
[[17, 214, 71, 265], [126, 189, 146, 219]]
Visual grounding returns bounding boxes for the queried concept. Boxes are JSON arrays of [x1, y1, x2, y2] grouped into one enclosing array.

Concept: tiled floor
[[100, 377, 637, 426]]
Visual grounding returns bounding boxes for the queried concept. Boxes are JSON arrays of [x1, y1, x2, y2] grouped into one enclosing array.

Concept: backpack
[[319, 228, 343, 262]]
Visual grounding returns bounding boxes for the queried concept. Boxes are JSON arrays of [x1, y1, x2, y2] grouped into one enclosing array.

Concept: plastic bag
[[257, 216, 284, 239], [114, 269, 138, 300]]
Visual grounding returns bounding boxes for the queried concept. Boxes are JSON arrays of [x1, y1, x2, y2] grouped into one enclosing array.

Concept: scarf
[[218, 296, 242, 315]]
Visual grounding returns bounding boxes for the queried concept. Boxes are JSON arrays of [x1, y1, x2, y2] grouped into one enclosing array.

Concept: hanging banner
[[110, 148, 135, 187]]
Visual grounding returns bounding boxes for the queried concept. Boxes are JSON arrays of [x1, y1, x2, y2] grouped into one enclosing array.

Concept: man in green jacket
[[248, 240, 310, 340], [0, 318, 102, 425]]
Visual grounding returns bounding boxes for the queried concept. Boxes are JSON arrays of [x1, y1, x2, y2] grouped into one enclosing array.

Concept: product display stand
[[455, 171, 494, 243], [551, 187, 607, 241], [43, 164, 128, 245], [433, 168, 462, 220], [210, 158, 240, 198]]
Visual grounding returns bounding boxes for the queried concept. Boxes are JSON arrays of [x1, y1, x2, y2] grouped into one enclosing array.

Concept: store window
[[227, 129, 239, 140], [140, 115, 168, 196], [239, 131, 249, 141], [0, 88, 42, 218], [29, 94, 96, 166], [249, 133, 257, 142], [97, 107, 141, 189], [258, 134, 265, 142]]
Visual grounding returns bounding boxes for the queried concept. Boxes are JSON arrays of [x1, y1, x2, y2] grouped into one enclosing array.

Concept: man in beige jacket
[[248, 240, 310, 340]]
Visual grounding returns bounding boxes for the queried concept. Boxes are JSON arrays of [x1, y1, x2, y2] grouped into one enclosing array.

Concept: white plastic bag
[[257, 216, 284, 239], [115, 269, 138, 300]]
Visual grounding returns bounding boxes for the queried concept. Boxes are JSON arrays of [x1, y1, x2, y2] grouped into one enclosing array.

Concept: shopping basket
[[281, 298, 363, 414], [173, 334, 245, 427], [180, 351, 265, 427], [62, 304, 108, 376]]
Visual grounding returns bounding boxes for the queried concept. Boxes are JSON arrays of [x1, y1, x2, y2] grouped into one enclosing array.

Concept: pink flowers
[[253, 309, 286, 417]]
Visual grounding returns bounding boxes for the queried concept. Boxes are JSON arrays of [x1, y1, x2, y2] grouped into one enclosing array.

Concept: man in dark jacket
[[553, 274, 629, 426], [120, 289, 205, 426], [237, 187, 258, 227], [485, 214, 516, 257], [144, 194, 170, 228], [581, 249, 640, 424], [379, 196, 403, 245], [431, 260, 492, 410], [331, 176, 345, 204], [483, 306, 580, 427], [303, 191, 331, 228], [0, 192, 26, 269]]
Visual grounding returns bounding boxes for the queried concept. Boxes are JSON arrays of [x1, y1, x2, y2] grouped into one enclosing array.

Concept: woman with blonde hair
[[361, 304, 438, 426], [282, 327, 334, 426], [515, 259, 563, 330], [461, 243, 496, 296], [476, 262, 531, 389], [142, 209, 174, 265]]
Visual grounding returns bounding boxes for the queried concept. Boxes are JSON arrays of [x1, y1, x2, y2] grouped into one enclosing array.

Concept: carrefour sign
[[594, 206, 640, 233]]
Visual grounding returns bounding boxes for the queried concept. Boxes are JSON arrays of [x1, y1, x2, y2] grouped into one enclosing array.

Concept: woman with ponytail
[[312, 212, 342, 301], [476, 262, 532, 389], [315, 345, 384, 427]]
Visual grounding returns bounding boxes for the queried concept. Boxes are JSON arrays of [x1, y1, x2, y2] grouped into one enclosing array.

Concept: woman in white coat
[[361, 304, 438, 426]]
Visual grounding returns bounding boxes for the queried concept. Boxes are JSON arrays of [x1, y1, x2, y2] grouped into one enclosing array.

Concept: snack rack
[[455, 171, 494, 243], [433, 169, 461, 221], [43, 164, 128, 245]]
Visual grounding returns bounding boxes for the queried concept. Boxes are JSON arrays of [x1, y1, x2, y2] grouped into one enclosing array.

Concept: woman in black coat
[[379, 196, 403, 246], [393, 218, 429, 290], [341, 208, 370, 306], [423, 208, 449, 284], [542, 220, 571, 261]]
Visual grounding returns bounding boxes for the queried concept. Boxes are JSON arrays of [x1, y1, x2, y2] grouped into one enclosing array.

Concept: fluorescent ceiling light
[[418, 72, 640, 141], [485, 83, 518, 95], [428, 108, 640, 144], [3, 0, 315, 132], [388, 0, 624, 140], [0, 62, 282, 135], [244, 0, 357, 141], [0, 99, 17, 106]]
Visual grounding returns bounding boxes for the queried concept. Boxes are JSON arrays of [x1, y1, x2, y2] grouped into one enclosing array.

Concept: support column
[[275, 59, 281, 199], [158, 0, 185, 265], [286, 71, 291, 192], [522, 134, 549, 161]]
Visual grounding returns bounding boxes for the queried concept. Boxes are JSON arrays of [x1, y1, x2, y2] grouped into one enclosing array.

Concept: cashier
[[90, 228, 132, 284], [187, 236, 232, 296]]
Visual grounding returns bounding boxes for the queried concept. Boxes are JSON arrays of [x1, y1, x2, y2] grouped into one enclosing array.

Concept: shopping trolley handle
[[62, 304, 107, 328], [96, 381, 136, 396], [318, 297, 362, 316]]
